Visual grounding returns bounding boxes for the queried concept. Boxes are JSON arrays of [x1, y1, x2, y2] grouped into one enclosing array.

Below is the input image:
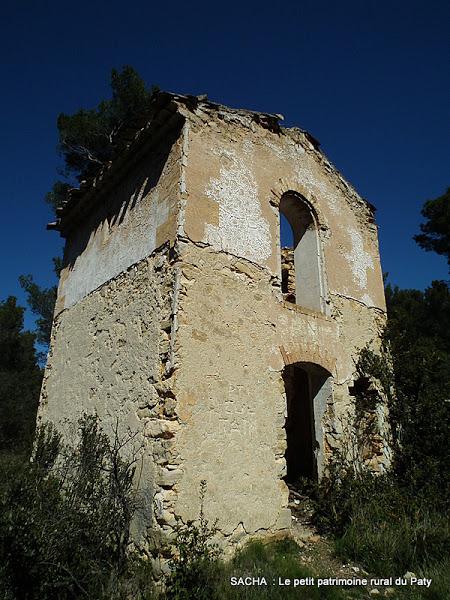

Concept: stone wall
[[40, 95, 390, 554], [180, 104, 385, 314], [161, 102, 390, 543], [281, 247, 295, 302], [39, 113, 186, 557], [164, 239, 389, 545], [38, 249, 178, 548]]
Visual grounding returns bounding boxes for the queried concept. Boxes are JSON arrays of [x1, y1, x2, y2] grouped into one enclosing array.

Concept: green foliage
[[309, 458, 450, 590], [0, 414, 154, 599], [309, 467, 384, 537], [0, 297, 41, 455], [308, 276, 450, 584], [48, 66, 158, 211], [36, 68, 158, 351], [414, 187, 450, 269], [334, 483, 450, 575], [213, 539, 358, 600], [165, 535, 361, 600], [402, 560, 450, 600], [163, 492, 360, 599], [165, 481, 221, 600], [19, 258, 62, 352], [385, 280, 450, 503], [109, 66, 158, 127], [45, 181, 72, 213], [353, 343, 394, 406], [18, 275, 57, 347]]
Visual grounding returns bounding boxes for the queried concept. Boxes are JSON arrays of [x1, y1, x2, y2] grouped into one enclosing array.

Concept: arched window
[[279, 193, 326, 313]]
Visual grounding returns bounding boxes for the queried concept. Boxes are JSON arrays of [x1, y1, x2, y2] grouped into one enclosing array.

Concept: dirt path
[[287, 489, 398, 598]]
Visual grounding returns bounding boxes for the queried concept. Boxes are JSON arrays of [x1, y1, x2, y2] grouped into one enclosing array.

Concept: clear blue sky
[[1, 0, 448, 331]]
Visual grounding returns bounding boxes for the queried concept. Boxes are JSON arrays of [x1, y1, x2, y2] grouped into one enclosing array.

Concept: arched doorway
[[283, 362, 332, 483]]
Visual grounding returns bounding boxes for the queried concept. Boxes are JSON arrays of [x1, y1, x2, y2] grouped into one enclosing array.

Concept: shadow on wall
[[62, 122, 184, 273]]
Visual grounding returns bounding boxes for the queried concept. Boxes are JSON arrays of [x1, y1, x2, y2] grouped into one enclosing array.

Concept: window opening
[[279, 194, 325, 312]]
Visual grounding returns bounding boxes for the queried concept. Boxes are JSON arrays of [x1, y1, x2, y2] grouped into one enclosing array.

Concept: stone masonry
[[39, 92, 390, 556]]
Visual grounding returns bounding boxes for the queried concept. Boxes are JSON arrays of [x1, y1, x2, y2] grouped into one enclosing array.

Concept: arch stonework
[[271, 181, 330, 231], [279, 344, 336, 377]]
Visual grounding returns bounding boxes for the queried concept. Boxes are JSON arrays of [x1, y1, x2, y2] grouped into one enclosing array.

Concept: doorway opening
[[283, 362, 332, 483]]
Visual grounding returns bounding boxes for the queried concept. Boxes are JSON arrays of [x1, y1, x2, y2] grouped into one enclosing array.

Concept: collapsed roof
[[48, 91, 292, 236]]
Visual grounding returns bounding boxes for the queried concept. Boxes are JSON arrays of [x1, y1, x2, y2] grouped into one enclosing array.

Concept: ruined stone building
[[39, 92, 389, 551]]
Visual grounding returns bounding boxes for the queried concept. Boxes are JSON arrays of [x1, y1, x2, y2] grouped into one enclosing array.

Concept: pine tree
[[414, 187, 450, 271], [46, 66, 158, 211], [0, 297, 42, 455]]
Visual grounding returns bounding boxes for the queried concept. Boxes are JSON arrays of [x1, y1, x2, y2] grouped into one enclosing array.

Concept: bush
[[385, 281, 450, 508], [304, 337, 450, 584], [164, 500, 363, 600], [308, 461, 450, 583], [402, 559, 450, 600], [0, 415, 155, 599], [164, 481, 221, 600], [335, 495, 450, 576]]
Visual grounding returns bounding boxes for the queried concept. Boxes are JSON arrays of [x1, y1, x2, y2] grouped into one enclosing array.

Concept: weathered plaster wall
[[181, 109, 385, 312], [39, 250, 178, 547], [56, 128, 183, 314], [167, 242, 386, 541]]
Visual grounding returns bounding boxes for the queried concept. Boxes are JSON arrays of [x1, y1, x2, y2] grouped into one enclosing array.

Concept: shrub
[[0, 415, 155, 599], [335, 495, 450, 576], [164, 481, 221, 600], [309, 459, 450, 580], [306, 340, 450, 581], [403, 559, 450, 600]]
